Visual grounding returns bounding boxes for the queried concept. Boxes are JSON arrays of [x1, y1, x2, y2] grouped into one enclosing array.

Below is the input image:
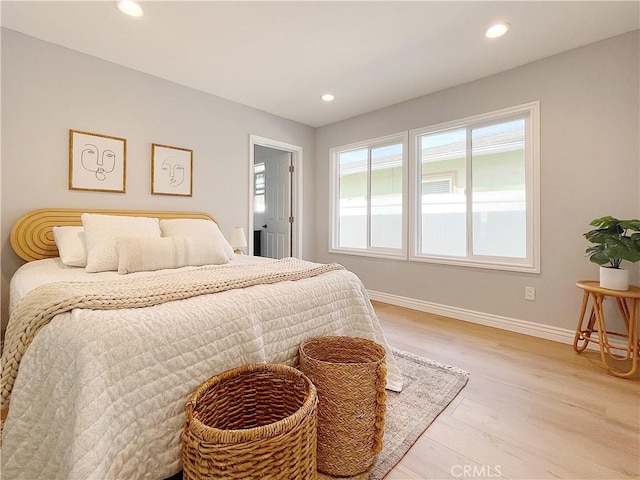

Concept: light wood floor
[[373, 301, 640, 480]]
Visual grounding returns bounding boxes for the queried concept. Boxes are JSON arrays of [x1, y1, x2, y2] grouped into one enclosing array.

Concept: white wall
[[3, 28, 638, 344], [315, 31, 640, 335], [0, 29, 316, 333]]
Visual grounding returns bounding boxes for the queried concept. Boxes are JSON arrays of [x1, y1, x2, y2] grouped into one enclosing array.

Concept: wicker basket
[[298, 336, 387, 477], [181, 363, 318, 480]]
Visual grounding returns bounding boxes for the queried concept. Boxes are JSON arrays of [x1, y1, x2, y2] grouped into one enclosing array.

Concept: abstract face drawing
[[81, 143, 116, 181], [161, 156, 185, 187]]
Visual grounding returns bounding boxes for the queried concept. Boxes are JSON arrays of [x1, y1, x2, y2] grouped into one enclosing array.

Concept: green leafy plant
[[584, 216, 640, 268]]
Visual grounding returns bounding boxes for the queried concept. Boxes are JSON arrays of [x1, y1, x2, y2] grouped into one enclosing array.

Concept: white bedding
[[2, 257, 402, 480]]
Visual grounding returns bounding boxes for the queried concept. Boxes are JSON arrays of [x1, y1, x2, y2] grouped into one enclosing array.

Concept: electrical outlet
[[525, 286, 536, 301]]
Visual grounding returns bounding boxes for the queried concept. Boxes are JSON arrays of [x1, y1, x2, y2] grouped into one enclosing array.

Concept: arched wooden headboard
[[10, 208, 218, 262]]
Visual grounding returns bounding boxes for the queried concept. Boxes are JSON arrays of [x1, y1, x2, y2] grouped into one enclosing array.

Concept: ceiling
[[2, 1, 638, 127]]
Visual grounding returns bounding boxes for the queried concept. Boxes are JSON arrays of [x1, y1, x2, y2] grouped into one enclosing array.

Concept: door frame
[[249, 134, 303, 258]]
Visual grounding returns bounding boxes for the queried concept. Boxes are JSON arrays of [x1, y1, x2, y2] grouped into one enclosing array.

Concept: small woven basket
[[182, 363, 318, 480], [298, 336, 387, 477]]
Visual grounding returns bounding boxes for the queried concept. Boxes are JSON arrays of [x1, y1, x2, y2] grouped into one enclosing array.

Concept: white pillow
[[82, 214, 161, 272], [116, 236, 229, 274], [52, 226, 87, 267], [159, 218, 235, 260]]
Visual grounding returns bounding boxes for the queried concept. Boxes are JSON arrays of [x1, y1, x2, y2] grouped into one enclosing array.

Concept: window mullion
[[465, 128, 473, 258], [333, 153, 339, 249], [366, 147, 372, 249], [416, 141, 423, 256]]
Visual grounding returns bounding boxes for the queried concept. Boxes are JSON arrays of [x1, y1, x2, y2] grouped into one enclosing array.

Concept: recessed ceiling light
[[117, 1, 144, 17], [485, 22, 510, 39], [321, 93, 335, 102]]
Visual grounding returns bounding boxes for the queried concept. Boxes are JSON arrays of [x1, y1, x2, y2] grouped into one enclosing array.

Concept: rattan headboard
[[10, 208, 218, 262]]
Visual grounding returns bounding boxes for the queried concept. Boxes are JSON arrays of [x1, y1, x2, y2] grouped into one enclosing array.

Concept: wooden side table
[[574, 280, 640, 378]]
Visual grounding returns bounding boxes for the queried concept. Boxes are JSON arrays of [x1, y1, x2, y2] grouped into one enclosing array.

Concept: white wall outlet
[[525, 286, 536, 301]]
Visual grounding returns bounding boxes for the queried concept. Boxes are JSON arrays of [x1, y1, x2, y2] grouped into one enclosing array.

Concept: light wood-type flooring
[[374, 301, 640, 480]]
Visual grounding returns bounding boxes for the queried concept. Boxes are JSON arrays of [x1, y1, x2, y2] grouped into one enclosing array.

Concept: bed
[[1, 208, 402, 480]]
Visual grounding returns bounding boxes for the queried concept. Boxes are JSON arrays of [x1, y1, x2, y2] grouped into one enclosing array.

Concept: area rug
[[318, 348, 470, 480]]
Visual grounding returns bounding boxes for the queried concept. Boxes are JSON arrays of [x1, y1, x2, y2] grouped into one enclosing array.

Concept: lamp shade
[[229, 227, 247, 249]]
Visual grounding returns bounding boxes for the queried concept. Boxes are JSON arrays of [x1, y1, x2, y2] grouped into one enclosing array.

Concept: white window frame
[[329, 132, 408, 259], [409, 102, 540, 273]]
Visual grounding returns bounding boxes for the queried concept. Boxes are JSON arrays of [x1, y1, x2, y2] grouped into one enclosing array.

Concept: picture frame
[[69, 129, 126, 193], [151, 143, 193, 197]]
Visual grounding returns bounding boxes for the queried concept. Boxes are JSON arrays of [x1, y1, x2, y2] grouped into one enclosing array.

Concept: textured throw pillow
[[82, 214, 161, 272], [116, 236, 229, 274], [159, 218, 235, 260], [52, 226, 88, 267]]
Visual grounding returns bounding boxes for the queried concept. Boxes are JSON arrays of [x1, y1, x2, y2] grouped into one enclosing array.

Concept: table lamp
[[230, 227, 248, 255]]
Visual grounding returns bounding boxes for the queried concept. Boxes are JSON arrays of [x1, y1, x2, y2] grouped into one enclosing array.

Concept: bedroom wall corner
[[314, 30, 640, 336], [0, 28, 317, 339]]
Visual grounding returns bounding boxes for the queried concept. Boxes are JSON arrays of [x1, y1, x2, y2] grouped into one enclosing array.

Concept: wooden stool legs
[[574, 282, 640, 378]]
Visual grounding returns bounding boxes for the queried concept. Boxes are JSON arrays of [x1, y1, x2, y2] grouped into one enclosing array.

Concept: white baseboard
[[367, 290, 619, 351]]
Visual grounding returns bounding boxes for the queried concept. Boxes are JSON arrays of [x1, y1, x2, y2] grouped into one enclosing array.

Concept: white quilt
[[1, 257, 402, 480]]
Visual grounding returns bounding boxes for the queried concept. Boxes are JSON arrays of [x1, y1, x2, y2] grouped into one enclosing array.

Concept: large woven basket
[[298, 336, 387, 477], [182, 363, 318, 480]]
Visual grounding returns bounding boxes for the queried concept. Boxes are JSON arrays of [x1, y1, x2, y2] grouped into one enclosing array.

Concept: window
[[410, 102, 540, 272], [328, 103, 539, 272], [330, 133, 407, 258], [254, 163, 265, 213], [422, 172, 456, 195]]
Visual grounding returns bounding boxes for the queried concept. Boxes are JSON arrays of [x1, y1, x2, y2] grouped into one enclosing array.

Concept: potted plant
[[584, 216, 640, 290]]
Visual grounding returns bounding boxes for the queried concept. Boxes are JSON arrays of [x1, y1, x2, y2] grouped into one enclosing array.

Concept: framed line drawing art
[[69, 129, 126, 193], [151, 143, 193, 197]]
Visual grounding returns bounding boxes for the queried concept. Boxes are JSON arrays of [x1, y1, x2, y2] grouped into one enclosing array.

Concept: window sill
[[409, 253, 540, 274], [329, 248, 407, 261]]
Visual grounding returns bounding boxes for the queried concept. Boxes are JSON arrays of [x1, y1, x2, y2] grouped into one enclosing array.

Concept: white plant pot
[[599, 266, 629, 291]]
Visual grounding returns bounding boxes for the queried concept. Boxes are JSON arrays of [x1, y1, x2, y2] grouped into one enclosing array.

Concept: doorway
[[249, 135, 303, 259]]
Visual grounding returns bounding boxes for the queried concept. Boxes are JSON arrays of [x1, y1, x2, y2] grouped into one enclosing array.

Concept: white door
[[264, 151, 292, 258]]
